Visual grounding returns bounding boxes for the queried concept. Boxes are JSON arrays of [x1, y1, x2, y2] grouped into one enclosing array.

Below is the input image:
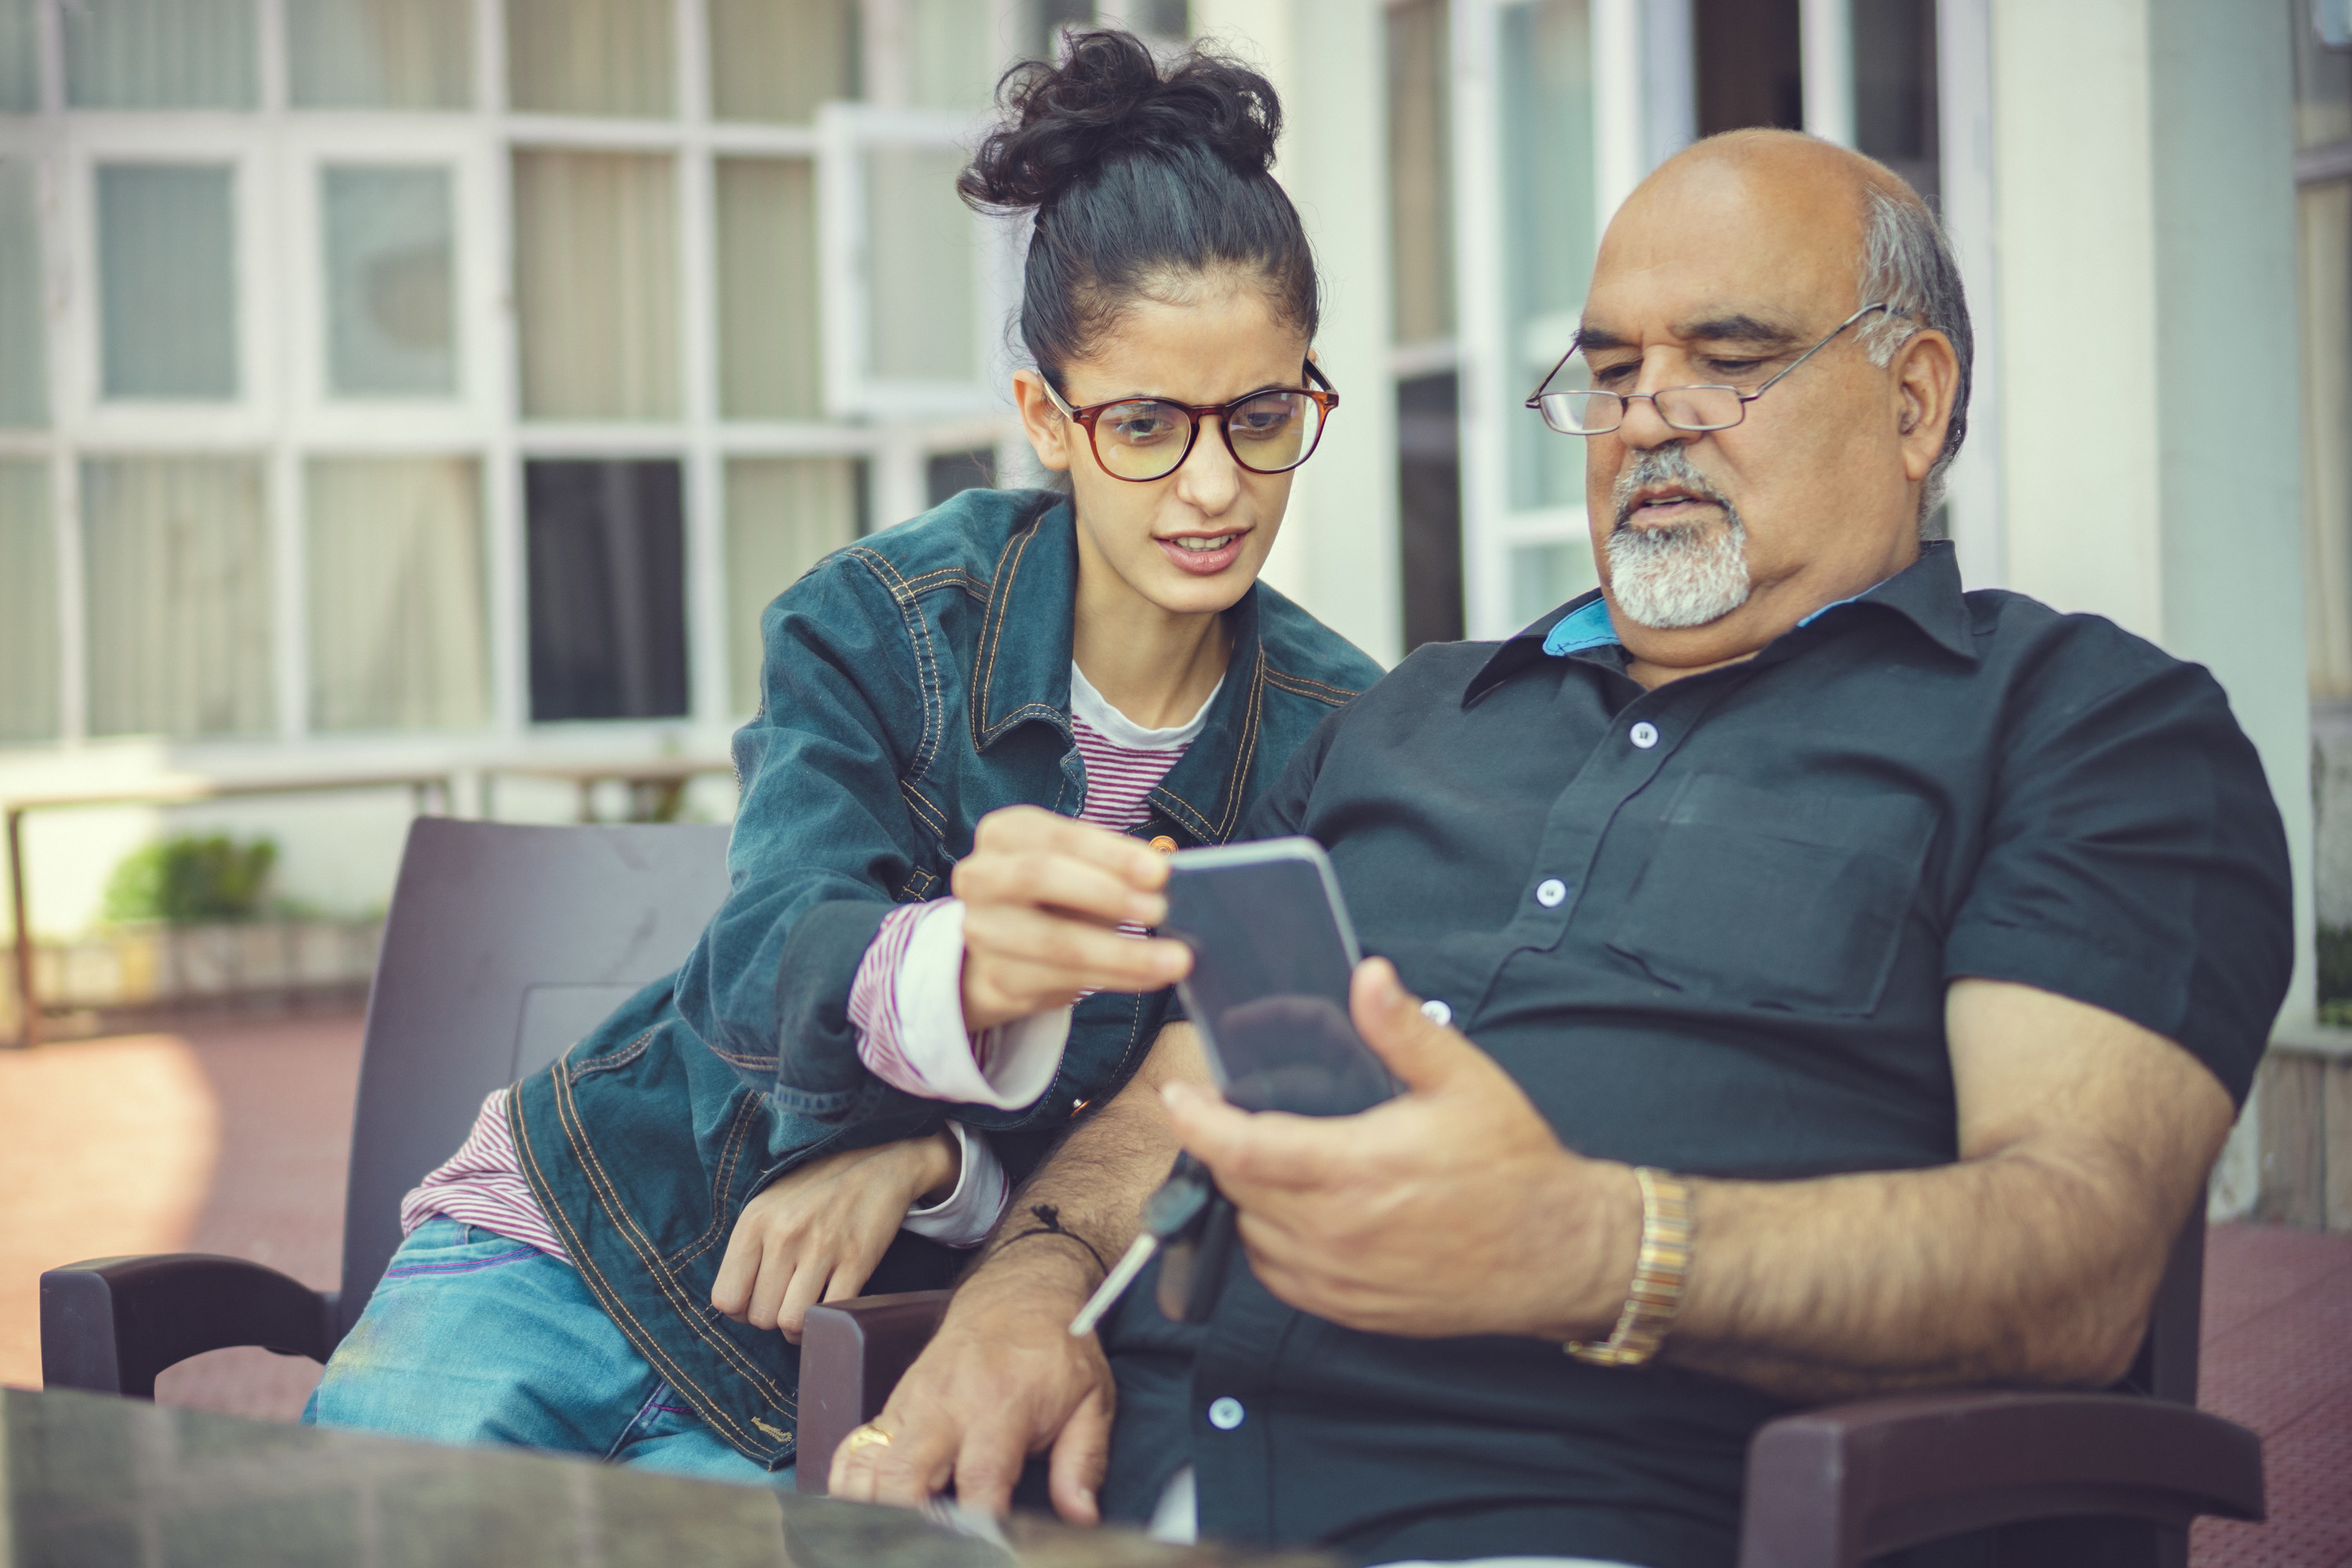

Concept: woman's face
[[1014, 277, 1312, 620]]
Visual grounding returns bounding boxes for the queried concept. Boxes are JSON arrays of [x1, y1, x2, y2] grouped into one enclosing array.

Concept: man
[[828, 130, 2293, 1568]]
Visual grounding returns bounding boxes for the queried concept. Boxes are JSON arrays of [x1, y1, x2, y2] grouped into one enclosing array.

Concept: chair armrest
[[1736, 1389, 2264, 1568], [795, 1290, 952, 1493], [41, 1254, 337, 1399]]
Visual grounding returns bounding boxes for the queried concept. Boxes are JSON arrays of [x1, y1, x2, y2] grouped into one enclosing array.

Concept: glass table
[[2, 1387, 1328, 1568]]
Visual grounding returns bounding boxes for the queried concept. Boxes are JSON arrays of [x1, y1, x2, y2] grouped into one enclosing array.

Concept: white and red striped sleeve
[[397, 1089, 573, 1261]]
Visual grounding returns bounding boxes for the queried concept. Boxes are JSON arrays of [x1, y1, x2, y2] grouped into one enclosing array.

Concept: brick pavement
[[2, 1015, 2348, 1563]]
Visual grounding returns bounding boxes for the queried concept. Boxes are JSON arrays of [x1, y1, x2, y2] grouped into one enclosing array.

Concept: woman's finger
[[953, 850, 1163, 927], [710, 1221, 762, 1320], [775, 1249, 833, 1341], [964, 904, 1189, 987], [973, 807, 1171, 890], [746, 1237, 802, 1332]]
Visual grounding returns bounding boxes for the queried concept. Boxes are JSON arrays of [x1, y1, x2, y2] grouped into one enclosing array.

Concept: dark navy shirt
[[1100, 542, 2293, 1568]]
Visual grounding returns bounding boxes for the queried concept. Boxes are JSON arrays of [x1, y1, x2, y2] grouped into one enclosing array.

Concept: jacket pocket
[[1604, 774, 1935, 1017]]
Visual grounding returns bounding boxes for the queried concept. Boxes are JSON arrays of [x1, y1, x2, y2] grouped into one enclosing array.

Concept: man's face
[[1575, 147, 1937, 676]]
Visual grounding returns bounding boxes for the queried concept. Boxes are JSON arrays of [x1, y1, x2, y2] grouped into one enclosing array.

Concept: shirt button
[[1629, 720, 1660, 749], [1207, 1397, 1246, 1431], [1535, 878, 1568, 908], [1420, 998, 1452, 1027]]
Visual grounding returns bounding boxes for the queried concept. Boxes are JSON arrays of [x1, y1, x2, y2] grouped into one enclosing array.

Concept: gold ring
[[842, 1424, 894, 1454]]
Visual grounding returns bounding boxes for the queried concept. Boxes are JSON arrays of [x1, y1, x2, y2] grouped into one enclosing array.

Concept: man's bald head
[[1602, 129, 1972, 509], [1565, 129, 1971, 684]]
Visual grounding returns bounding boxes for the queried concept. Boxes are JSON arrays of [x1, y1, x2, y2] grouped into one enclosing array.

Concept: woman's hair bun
[[958, 31, 1282, 215]]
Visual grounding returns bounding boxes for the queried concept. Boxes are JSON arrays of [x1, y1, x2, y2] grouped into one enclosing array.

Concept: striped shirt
[[399, 663, 1216, 1262]]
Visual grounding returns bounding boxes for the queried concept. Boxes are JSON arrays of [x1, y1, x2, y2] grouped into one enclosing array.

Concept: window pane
[[1506, 536, 1596, 629], [725, 456, 858, 713], [2293, 0, 2352, 151], [709, 0, 855, 122], [906, 0, 993, 111], [64, 0, 259, 109], [866, 145, 976, 383], [288, 0, 472, 110], [2304, 180, 2352, 696], [1, 0, 38, 111], [716, 157, 819, 419], [97, 164, 239, 401], [0, 157, 46, 426], [1500, 0, 1593, 511], [82, 456, 275, 738], [308, 456, 487, 730], [925, 448, 995, 506], [1387, 0, 1454, 347], [506, 0, 672, 117], [1852, 0, 1939, 208], [0, 460, 59, 743], [513, 150, 679, 419], [324, 165, 456, 396], [525, 459, 688, 721]]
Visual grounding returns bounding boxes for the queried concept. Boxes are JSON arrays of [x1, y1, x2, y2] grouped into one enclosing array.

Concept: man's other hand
[[956, 805, 1191, 1031], [1161, 958, 1641, 1342], [826, 1254, 1114, 1523], [710, 1132, 956, 1343]]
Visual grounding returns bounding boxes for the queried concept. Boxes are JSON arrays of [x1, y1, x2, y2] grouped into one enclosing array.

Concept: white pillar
[[1991, 0, 2309, 1212], [1798, 0, 1854, 147], [1192, 0, 1403, 666]]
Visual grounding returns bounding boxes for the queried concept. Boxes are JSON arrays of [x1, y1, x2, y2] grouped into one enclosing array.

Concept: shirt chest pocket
[[1602, 774, 1937, 1018]]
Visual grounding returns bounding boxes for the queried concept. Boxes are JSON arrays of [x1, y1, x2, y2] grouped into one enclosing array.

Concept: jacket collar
[[967, 498, 1271, 845], [970, 498, 1080, 750], [1465, 539, 1977, 704]]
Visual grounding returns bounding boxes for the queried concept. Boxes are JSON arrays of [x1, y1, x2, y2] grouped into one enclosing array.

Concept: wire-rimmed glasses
[[1525, 302, 1893, 436], [1040, 361, 1341, 483]]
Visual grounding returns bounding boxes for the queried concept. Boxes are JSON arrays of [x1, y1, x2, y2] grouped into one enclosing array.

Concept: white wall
[[1990, 0, 2309, 1213], [1193, 0, 1403, 665]]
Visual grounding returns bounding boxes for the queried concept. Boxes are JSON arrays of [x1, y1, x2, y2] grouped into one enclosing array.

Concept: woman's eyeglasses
[[1040, 362, 1340, 483]]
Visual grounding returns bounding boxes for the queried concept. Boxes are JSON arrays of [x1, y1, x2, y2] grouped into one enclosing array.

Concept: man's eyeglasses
[[1525, 302, 1892, 436], [1040, 362, 1341, 483]]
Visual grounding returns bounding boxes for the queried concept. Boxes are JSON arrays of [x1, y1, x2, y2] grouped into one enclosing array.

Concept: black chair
[[798, 1217, 2263, 1567], [40, 817, 734, 1399]]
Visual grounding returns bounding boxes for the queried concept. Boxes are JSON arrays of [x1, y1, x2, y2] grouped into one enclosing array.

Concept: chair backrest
[[333, 818, 733, 1340]]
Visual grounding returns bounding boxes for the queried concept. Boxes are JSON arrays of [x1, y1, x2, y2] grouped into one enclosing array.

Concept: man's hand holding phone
[[952, 806, 1193, 1030]]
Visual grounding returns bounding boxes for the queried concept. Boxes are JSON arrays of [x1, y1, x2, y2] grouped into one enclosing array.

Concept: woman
[[307, 30, 1381, 1485]]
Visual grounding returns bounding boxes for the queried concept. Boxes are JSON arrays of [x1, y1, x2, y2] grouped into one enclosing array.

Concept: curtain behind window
[[307, 456, 488, 731], [724, 456, 858, 713], [0, 158, 46, 426], [0, 0, 37, 111], [708, 0, 855, 123], [512, 149, 680, 419], [63, 0, 259, 109], [97, 164, 239, 401], [0, 460, 59, 743], [525, 459, 689, 721], [323, 165, 457, 396], [82, 456, 275, 739], [288, 0, 473, 110], [866, 145, 976, 383], [716, 157, 820, 419], [506, 0, 673, 118]]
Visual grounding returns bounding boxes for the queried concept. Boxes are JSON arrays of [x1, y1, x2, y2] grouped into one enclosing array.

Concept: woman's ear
[[1012, 369, 1075, 474]]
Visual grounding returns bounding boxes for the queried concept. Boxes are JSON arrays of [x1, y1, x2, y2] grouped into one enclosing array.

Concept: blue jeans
[[304, 1218, 792, 1488]]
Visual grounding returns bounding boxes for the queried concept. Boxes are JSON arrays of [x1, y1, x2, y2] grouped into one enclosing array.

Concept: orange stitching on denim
[[898, 781, 948, 837], [847, 547, 944, 781], [1213, 649, 1267, 839], [1264, 667, 1361, 705], [971, 513, 1040, 749], [671, 1091, 763, 1268], [568, 1027, 657, 1083], [514, 1080, 782, 1455], [549, 1060, 798, 1419]]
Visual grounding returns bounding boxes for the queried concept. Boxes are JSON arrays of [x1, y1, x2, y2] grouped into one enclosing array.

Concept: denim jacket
[[506, 488, 1382, 1468]]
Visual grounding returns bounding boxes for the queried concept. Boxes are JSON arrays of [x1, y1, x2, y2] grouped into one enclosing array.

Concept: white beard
[[1604, 517, 1752, 630]]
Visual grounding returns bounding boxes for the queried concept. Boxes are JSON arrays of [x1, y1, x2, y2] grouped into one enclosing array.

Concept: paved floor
[[2, 1014, 2348, 1563]]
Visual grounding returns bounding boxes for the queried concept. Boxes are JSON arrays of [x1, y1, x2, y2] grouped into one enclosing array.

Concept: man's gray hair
[[1853, 186, 1973, 528]]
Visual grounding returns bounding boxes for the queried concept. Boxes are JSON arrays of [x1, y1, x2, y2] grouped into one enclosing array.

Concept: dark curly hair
[[958, 30, 1320, 390]]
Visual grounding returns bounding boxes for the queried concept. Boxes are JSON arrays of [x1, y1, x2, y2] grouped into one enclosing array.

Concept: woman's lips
[[1156, 532, 1247, 575]]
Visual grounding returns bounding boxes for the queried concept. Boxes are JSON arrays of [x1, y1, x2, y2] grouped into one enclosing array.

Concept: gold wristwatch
[[1565, 1167, 1693, 1368]]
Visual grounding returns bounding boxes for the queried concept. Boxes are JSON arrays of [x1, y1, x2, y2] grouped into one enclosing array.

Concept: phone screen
[[1162, 844, 1396, 1116]]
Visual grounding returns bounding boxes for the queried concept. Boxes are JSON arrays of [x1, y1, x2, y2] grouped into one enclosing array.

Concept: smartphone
[[1160, 837, 1398, 1116]]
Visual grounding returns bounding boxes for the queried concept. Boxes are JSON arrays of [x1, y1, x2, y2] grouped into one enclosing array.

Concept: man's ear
[[1012, 368, 1075, 474], [1892, 329, 1960, 484]]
